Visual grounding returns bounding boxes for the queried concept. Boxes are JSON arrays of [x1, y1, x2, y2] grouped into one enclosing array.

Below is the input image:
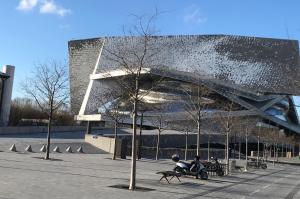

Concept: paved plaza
[[0, 133, 300, 199]]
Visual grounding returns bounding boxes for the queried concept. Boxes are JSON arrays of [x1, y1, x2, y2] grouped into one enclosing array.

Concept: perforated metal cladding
[[69, 35, 300, 114]]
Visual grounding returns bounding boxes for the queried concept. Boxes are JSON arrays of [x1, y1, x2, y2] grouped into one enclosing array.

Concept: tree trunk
[[112, 121, 118, 160], [257, 136, 260, 162], [45, 115, 52, 160], [197, 119, 200, 156], [272, 143, 275, 166], [185, 131, 188, 161], [226, 131, 229, 175], [238, 133, 241, 160], [155, 116, 162, 161], [207, 132, 210, 161], [156, 129, 161, 161], [276, 143, 279, 162], [129, 78, 139, 190], [138, 113, 143, 159], [224, 135, 227, 161], [262, 143, 265, 161], [245, 132, 248, 161], [233, 133, 236, 160]]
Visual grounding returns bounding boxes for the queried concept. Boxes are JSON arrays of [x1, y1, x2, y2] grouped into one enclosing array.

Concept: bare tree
[[100, 12, 166, 190], [22, 60, 69, 160], [240, 116, 259, 162], [147, 115, 169, 160], [181, 83, 213, 156], [214, 101, 235, 174], [98, 90, 127, 160], [213, 99, 254, 174]]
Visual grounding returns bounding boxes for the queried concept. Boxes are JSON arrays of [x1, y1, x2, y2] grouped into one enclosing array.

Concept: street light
[[256, 122, 263, 162]]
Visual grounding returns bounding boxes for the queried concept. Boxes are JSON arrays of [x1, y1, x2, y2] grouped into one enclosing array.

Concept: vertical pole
[[129, 78, 138, 190], [138, 113, 143, 159], [185, 131, 188, 161], [276, 143, 279, 162], [257, 124, 261, 162], [155, 116, 161, 161], [45, 115, 52, 160], [233, 132, 236, 159], [263, 143, 265, 161], [112, 121, 118, 160], [197, 120, 200, 156], [273, 143, 275, 166], [86, 121, 91, 134], [238, 132, 241, 160], [257, 136, 260, 162], [224, 134, 227, 161], [196, 86, 201, 157], [207, 132, 210, 161], [245, 131, 248, 161], [226, 131, 229, 175]]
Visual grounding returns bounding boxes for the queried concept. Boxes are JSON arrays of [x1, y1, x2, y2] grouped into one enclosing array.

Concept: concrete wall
[[0, 65, 14, 126], [0, 126, 87, 135], [85, 134, 114, 153]]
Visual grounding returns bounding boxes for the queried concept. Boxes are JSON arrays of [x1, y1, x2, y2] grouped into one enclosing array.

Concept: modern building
[[68, 35, 300, 139], [0, 65, 14, 126]]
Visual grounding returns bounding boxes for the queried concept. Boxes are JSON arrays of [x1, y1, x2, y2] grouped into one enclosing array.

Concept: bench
[[156, 171, 181, 184]]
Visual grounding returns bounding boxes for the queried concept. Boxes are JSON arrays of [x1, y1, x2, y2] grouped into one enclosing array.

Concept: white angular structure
[[0, 65, 14, 126]]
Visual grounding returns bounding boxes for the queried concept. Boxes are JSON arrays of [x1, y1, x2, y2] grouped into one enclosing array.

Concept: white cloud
[[40, 0, 71, 17], [183, 5, 207, 24], [16, 0, 71, 17], [16, 0, 38, 11]]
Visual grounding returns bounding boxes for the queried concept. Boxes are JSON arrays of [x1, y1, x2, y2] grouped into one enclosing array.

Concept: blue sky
[[0, 0, 300, 98]]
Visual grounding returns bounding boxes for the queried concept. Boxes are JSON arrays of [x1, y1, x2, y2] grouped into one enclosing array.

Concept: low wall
[[250, 151, 299, 158], [85, 134, 116, 153], [0, 126, 87, 134]]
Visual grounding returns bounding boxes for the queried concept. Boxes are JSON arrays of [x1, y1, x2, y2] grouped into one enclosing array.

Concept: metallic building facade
[[68, 35, 300, 135]]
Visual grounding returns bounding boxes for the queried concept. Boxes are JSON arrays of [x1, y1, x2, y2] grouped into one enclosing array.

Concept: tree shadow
[[32, 156, 63, 161]]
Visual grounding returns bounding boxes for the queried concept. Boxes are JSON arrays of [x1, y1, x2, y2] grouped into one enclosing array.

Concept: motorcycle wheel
[[261, 164, 267, 169], [217, 170, 224, 176], [200, 171, 208, 180], [174, 166, 185, 174]]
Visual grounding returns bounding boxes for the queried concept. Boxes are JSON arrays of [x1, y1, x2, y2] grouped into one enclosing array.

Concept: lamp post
[[257, 122, 262, 163]]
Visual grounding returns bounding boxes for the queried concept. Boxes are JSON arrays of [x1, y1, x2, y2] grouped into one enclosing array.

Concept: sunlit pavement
[[0, 150, 299, 199], [0, 133, 300, 199]]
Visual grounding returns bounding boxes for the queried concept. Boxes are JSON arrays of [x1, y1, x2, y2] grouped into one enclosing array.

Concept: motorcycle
[[205, 157, 224, 176], [171, 154, 208, 180]]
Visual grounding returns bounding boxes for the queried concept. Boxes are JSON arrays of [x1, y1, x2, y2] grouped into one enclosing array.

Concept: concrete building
[[68, 35, 300, 138], [0, 65, 14, 126]]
